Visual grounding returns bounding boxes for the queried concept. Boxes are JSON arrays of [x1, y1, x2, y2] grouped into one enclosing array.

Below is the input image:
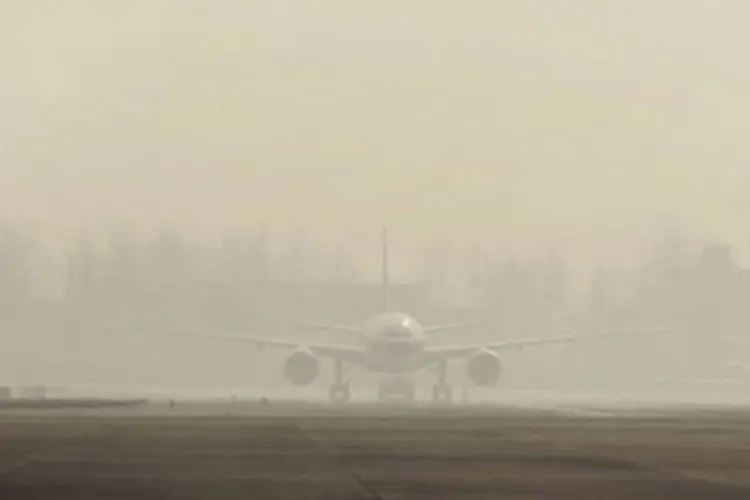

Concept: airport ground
[[2, 396, 750, 499]]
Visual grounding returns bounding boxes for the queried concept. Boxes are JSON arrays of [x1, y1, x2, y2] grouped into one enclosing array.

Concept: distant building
[[15, 386, 47, 400]]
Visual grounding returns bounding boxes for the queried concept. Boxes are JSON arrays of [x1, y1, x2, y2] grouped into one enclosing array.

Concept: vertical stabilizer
[[381, 227, 390, 312]]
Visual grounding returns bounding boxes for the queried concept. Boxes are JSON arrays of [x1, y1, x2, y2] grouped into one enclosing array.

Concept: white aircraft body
[[175, 229, 662, 403]]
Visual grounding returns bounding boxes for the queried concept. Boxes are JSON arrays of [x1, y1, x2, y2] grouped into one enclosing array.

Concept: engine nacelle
[[283, 347, 320, 386], [467, 349, 502, 387]]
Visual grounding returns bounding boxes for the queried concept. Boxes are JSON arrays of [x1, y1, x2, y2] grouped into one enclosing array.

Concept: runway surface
[[2, 399, 750, 499]]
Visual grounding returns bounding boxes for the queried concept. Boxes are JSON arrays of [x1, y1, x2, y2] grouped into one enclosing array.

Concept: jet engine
[[466, 349, 502, 386], [283, 347, 320, 386]]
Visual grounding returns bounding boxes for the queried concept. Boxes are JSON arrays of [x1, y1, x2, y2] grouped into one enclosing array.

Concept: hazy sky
[[2, 1, 750, 266]]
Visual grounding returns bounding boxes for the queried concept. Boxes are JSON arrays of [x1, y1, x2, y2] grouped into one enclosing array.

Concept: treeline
[[0, 227, 747, 341], [463, 238, 748, 341]]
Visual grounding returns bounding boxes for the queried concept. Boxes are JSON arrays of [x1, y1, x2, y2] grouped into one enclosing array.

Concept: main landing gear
[[431, 383, 453, 403], [431, 361, 454, 404], [328, 359, 351, 404]]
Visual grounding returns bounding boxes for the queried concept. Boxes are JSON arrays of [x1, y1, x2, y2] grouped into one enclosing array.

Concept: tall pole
[[381, 227, 389, 312]]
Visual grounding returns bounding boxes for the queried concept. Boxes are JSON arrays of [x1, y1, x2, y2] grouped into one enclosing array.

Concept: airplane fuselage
[[360, 311, 427, 373]]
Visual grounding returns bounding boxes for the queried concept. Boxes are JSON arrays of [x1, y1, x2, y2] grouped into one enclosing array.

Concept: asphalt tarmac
[[2, 399, 750, 499]]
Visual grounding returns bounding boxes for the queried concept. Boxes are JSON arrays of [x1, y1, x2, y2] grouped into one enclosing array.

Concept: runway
[[2, 399, 750, 499]]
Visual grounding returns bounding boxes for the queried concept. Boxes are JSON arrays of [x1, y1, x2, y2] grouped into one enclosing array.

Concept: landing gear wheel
[[377, 383, 387, 402], [432, 383, 453, 404], [378, 379, 416, 403], [329, 382, 351, 404], [460, 385, 471, 403], [405, 385, 416, 403]]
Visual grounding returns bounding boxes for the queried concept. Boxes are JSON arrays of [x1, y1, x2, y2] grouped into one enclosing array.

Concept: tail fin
[[381, 226, 390, 311]]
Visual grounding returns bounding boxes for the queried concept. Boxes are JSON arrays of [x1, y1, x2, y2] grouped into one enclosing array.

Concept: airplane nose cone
[[384, 327, 412, 339]]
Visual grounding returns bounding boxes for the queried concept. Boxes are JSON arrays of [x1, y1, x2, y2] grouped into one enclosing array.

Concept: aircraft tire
[[329, 382, 351, 404], [432, 383, 453, 404], [378, 379, 416, 403]]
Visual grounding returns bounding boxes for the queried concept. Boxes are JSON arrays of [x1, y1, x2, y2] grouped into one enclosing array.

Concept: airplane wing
[[425, 327, 670, 362], [227, 312, 362, 336], [294, 323, 362, 335], [167, 329, 364, 363], [423, 321, 480, 335], [651, 377, 750, 387]]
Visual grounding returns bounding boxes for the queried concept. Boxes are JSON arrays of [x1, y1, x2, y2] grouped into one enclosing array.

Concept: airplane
[[169, 228, 667, 404]]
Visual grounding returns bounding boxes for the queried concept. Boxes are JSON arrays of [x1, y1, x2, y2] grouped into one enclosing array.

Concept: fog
[[2, 2, 750, 405]]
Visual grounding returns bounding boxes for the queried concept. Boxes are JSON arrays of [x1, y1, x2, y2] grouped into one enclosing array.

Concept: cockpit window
[[383, 324, 411, 337]]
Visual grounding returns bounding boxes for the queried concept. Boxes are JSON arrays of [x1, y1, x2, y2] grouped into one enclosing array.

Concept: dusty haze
[[1, 2, 750, 403], [3, 1, 750, 264]]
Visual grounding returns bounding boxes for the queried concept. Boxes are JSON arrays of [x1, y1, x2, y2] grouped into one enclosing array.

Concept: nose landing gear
[[377, 377, 416, 403]]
